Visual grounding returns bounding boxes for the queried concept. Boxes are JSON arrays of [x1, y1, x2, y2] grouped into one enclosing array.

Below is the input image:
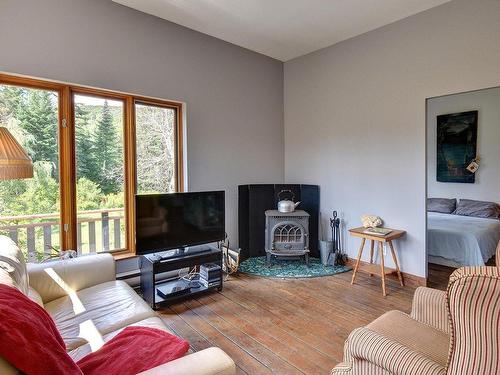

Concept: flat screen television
[[135, 191, 225, 255]]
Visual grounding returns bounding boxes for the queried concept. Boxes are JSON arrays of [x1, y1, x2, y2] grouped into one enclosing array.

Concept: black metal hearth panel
[[238, 184, 319, 260]]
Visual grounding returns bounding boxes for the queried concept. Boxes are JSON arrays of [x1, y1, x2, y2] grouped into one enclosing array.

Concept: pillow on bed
[[454, 199, 500, 219], [427, 198, 457, 214]]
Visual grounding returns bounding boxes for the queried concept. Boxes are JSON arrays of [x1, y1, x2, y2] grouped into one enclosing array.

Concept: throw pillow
[[454, 199, 500, 219], [427, 198, 457, 214]]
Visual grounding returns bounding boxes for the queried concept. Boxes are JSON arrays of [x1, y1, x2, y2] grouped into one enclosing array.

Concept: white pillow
[[0, 236, 29, 295]]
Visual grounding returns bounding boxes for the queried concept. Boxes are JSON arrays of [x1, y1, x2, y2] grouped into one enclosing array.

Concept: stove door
[[271, 221, 307, 252]]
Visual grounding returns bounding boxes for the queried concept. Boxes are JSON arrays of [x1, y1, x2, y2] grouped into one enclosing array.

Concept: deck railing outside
[[0, 208, 125, 262]]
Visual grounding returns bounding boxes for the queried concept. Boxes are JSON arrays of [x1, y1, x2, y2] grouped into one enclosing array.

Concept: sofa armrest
[[410, 287, 449, 334], [138, 348, 235, 375], [27, 253, 115, 303], [346, 327, 446, 375]]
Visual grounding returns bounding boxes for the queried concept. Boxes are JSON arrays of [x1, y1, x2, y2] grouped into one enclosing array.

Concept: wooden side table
[[348, 227, 406, 296]]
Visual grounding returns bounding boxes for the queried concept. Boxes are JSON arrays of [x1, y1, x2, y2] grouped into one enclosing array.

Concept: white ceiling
[[112, 0, 451, 61]]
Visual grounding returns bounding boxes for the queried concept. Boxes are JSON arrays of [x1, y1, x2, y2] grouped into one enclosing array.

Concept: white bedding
[[427, 212, 500, 267]]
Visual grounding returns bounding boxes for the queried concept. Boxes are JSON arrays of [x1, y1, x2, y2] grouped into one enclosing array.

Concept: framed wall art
[[436, 110, 478, 183]]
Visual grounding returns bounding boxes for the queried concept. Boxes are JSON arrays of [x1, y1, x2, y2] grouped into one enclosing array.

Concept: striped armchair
[[332, 245, 500, 375]]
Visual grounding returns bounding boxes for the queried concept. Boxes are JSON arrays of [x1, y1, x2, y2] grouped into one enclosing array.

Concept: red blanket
[[77, 326, 190, 375], [0, 284, 189, 375], [0, 284, 81, 375]]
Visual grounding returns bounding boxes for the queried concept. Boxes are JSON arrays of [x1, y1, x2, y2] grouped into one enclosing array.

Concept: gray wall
[[3, 0, 500, 278], [427, 87, 500, 203], [0, 0, 284, 253], [284, 0, 500, 277]]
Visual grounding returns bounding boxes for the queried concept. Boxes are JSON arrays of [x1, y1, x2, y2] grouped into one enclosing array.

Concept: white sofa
[[0, 236, 235, 375]]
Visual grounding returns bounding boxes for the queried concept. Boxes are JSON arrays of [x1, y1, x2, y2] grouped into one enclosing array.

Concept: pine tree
[[18, 161, 59, 215], [75, 103, 98, 182], [16, 90, 58, 178], [94, 100, 120, 194], [0, 85, 23, 124]]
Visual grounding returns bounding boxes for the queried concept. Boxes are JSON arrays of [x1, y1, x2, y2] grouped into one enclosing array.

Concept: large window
[[0, 74, 183, 260], [135, 102, 179, 194], [0, 84, 61, 262], [74, 94, 126, 253]]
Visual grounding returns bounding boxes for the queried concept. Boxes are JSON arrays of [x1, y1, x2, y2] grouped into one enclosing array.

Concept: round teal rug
[[239, 256, 351, 278]]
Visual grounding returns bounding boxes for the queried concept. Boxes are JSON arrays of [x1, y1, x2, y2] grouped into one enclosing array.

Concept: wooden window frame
[[134, 98, 184, 193], [0, 73, 184, 258]]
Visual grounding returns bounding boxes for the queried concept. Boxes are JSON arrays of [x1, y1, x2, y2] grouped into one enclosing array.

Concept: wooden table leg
[[351, 238, 366, 285], [389, 240, 404, 286], [369, 240, 374, 276], [378, 241, 387, 296]]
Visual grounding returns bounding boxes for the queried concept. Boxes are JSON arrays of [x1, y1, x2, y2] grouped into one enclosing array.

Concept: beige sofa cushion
[[139, 348, 236, 375], [0, 358, 18, 375], [70, 318, 236, 375], [27, 286, 44, 307], [367, 310, 450, 367], [68, 316, 171, 362], [0, 236, 28, 294], [28, 253, 116, 303], [0, 268, 17, 290], [45, 280, 156, 350]]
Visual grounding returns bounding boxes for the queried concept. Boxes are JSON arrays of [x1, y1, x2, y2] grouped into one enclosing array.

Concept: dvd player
[[156, 279, 191, 299]]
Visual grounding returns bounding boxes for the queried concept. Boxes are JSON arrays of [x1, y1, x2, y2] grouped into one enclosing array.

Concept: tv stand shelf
[[140, 245, 223, 310]]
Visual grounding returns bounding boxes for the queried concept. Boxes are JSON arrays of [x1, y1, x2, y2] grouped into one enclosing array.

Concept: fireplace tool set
[[328, 211, 347, 266]]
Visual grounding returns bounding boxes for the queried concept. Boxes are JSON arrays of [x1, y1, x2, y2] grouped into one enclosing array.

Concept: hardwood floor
[[157, 270, 416, 374], [427, 256, 496, 290], [427, 263, 455, 290]]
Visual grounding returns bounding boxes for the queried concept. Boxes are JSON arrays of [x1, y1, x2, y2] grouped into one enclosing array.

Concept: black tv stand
[[140, 244, 223, 310]]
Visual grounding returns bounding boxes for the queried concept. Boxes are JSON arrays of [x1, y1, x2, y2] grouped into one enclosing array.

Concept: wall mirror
[[426, 86, 500, 287]]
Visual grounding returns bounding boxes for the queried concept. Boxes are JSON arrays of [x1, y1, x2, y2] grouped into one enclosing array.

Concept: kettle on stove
[[277, 190, 300, 213]]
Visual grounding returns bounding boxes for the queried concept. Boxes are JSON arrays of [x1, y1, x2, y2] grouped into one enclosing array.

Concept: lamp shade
[[0, 127, 34, 180]]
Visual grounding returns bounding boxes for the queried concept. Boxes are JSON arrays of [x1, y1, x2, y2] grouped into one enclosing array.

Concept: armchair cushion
[[346, 326, 446, 375], [366, 310, 450, 368], [410, 287, 449, 334], [28, 253, 115, 303]]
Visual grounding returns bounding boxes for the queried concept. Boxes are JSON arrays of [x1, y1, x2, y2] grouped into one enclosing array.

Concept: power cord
[[178, 267, 201, 288]]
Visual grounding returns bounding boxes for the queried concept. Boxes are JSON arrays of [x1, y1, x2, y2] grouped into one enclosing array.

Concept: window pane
[[135, 103, 177, 193], [0, 84, 61, 262], [74, 94, 125, 253]]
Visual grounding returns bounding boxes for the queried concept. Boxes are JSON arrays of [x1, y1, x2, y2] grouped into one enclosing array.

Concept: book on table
[[363, 227, 392, 236]]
